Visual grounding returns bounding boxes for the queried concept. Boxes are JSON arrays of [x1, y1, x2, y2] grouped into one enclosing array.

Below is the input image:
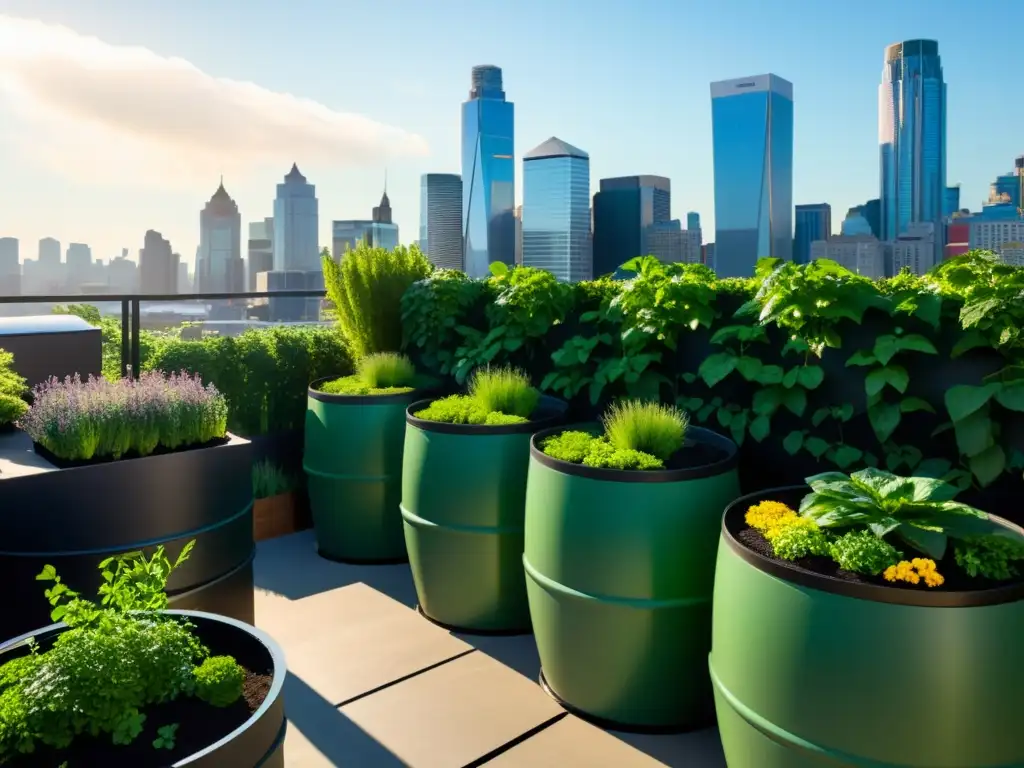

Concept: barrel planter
[[523, 425, 741, 730], [710, 486, 1024, 768], [304, 379, 424, 563], [0, 429, 255, 641], [0, 610, 287, 767], [401, 396, 567, 633]]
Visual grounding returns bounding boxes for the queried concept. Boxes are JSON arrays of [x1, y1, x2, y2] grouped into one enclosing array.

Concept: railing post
[[120, 298, 130, 379], [130, 298, 141, 379]]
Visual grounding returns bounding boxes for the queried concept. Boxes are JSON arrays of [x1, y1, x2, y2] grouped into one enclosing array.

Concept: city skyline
[[1, 3, 1021, 269]]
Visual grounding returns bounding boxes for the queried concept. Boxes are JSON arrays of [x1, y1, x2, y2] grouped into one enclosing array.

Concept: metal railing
[[0, 290, 327, 379]]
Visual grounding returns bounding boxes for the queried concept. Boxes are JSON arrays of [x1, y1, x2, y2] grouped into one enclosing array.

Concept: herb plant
[[322, 243, 432, 359], [414, 367, 540, 426], [316, 352, 421, 395], [0, 542, 247, 760], [252, 459, 296, 499]]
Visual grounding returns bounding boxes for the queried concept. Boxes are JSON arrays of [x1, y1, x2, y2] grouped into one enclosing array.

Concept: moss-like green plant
[[413, 394, 528, 426], [317, 352, 419, 396], [541, 431, 663, 471], [829, 530, 901, 575], [468, 367, 540, 419], [771, 524, 832, 561], [252, 459, 296, 499], [602, 400, 688, 461], [194, 655, 245, 708], [322, 243, 432, 359]]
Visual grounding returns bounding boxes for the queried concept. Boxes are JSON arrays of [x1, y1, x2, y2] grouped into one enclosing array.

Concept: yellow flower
[[883, 558, 943, 588], [745, 501, 798, 535]]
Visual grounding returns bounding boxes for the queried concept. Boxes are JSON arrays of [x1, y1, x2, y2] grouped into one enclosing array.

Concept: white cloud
[[0, 15, 430, 187]]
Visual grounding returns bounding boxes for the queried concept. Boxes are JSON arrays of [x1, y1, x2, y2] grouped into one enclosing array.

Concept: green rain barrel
[[710, 486, 1024, 768], [523, 424, 740, 730], [401, 396, 567, 633], [304, 378, 423, 563]]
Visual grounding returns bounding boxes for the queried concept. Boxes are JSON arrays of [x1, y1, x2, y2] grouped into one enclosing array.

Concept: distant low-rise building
[[810, 235, 886, 279], [892, 222, 936, 275]]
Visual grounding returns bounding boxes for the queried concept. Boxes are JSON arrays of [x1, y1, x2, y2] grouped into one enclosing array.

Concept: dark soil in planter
[[32, 436, 231, 470], [727, 497, 1024, 594], [663, 441, 731, 471], [6, 669, 272, 768]]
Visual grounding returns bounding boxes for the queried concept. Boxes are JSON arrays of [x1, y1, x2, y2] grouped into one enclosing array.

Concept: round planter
[[304, 378, 424, 563], [0, 431, 255, 641], [710, 486, 1024, 768], [0, 610, 286, 767], [401, 396, 568, 633], [523, 425, 741, 730]]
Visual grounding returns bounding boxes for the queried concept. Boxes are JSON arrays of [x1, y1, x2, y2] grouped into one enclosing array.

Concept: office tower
[[842, 210, 874, 236], [794, 204, 832, 264], [65, 243, 92, 290], [419, 173, 463, 270], [682, 228, 702, 263], [646, 220, 685, 263], [846, 199, 881, 239], [703, 242, 716, 271], [514, 206, 523, 266], [139, 230, 179, 294], [256, 270, 324, 322], [892, 223, 937, 275], [198, 179, 243, 293], [462, 65, 515, 277], [687, 212, 701, 232], [332, 188, 400, 259], [248, 218, 274, 291], [711, 74, 794, 276], [273, 163, 319, 272], [987, 159, 1024, 211], [879, 40, 946, 246], [0, 237, 19, 296], [38, 237, 60, 265], [522, 137, 592, 282], [810, 235, 886, 278], [592, 175, 672, 276], [944, 185, 961, 218], [177, 261, 191, 293], [107, 252, 138, 293]]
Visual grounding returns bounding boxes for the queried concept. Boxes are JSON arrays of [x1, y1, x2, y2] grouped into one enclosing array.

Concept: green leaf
[[897, 334, 939, 356], [488, 262, 509, 277], [782, 367, 799, 388], [717, 407, 733, 427], [915, 458, 952, 478], [899, 397, 935, 414], [865, 365, 909, 397], [969, 444, 1006, 487], [804, 436, 830, 458], [797, 366, 825, 389], [837, 403, 854, 421], [832, 445, 863, 469], [952, 408, 995, 457], [730, 410, 749, 447], [897, 524, 947, 560], [754, 365, 784, 385], [868, 401, 901, 442], [709, 325, 744, 345], [945, 383, 1000, 423], [749, 414, 771, 442], [950, 330, 989, 358], [735, 356, 763, 380], [811, 407, 830, 427], [872, 335, 900, 365], [995, 382, 1024, 412], [781, 387, 807, 417], [36, 565, 57, 582], [783, 430, 804, 455], [752, 386, 782, 416], [698, 353, 737, 387], [846, 350, 877, 367]]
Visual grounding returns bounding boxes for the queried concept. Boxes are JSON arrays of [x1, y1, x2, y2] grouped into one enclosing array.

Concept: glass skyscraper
[[522, 138, 591, 282], [591, 175, 671, 276], [461, 65, 515, 278], [794, 203, 832, 264], [419, 173, 463, 271], [879, 40, 946, 243], [686, 212, 701, 231], [710, 74, 794, 277]]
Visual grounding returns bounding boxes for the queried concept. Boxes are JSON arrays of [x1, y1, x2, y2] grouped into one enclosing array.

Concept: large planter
[[254, 491, 310, 542], [710, 486, 1024, 768], [523, 425, 741, 730], [0, 610, 287, 767], [401, 396, 568, 633], [304, 379, 423, 563], [0, 430, 255, 641]]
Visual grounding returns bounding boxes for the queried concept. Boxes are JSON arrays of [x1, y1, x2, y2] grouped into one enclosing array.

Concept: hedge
[[400, 253, 1024, 519]]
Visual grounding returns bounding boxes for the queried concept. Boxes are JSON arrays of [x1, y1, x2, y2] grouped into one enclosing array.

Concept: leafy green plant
[[0, 348, 28, 427], [194, 656, 245, 708], [954, 536, 1024, 581], [828, 530, 901, 575], [602, 400, 688, 461], [402, 270, 487, 375], [413, 395, 527, 425], [771, 523, 832, 561], [252, 460, 296, 499], [0, 542, 247, 759], [152, 723, 178, 750], [316, 352, 421, 396], [799, 468, 993, 561], [541, 430, 663, 471], [322, 243, 432, 359]]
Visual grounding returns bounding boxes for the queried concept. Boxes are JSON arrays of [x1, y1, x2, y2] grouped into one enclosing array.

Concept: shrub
[[829, 530, 901, 575], [0, 348, 28, 427], [602, 400, 688, 461], [954, 535, 1024, 581], [252, 459, 296, 499], [316, 352, 420, 396], [0, 543, 248, 758], [19, 371, 228, 462], [323, 243, 432, 359], [194, 656, 245, 708], [468, 367, 540, 419]]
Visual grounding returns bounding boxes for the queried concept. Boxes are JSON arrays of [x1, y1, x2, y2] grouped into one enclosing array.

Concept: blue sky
[[0, 0, 1020, 268]]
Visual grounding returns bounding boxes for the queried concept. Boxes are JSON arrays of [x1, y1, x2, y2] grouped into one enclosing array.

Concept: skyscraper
[[273, 163, 319, 272], [419, 173, 463, 270], [461, 65, 515, 277], [65, 243, 93, 290], [38, 238, 60, 265], [248, 218, 274, 291], [794, 204, 832, 264], [710, 74, 794, 276], [687, 212, 701, 231], [198, 180, 243, 293], [522, 137, 591, 282], [879, 40, 946, 246], [139, 230, 179, 294], [592, 175, 671, 276], [0, 238, 19, 296], [943, 185, 961, 218], [332, 187, 400, 259]]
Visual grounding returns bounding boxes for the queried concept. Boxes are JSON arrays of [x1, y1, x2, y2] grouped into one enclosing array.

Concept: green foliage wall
[[400, 253, 1024, 501]]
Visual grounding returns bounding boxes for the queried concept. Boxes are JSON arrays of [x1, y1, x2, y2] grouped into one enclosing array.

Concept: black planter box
[[0, 610, 286, 767], [0, 430, 255, 640]]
